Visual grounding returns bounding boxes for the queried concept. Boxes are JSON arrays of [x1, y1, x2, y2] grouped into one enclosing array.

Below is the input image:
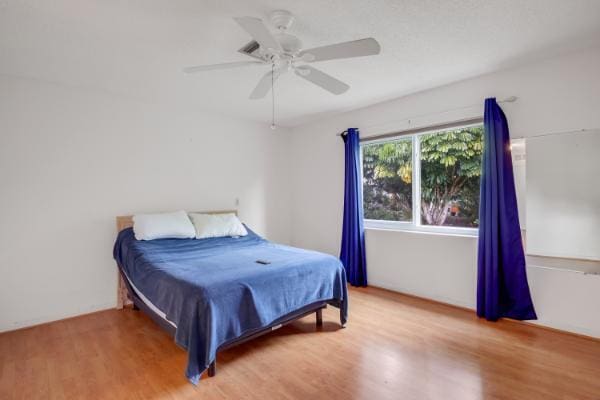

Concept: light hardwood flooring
[[0, 287, 598, 400]]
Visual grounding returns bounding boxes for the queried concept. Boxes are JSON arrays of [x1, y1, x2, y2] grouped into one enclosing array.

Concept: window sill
[[364, 220, 478, 238]]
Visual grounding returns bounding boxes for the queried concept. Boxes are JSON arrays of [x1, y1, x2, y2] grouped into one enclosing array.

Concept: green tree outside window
[[363, 126, 483, 227]]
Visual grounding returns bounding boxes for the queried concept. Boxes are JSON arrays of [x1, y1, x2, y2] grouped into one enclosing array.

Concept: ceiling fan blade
[[234, 17, 283, 53], [183, 61, 263, 73], [299, 38, 381, 63], [294, 66, 349, 95], [249, 69, 281, 99]]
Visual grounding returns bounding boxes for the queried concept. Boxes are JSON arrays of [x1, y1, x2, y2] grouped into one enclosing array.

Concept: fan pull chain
[[270, 63, 276, 130]]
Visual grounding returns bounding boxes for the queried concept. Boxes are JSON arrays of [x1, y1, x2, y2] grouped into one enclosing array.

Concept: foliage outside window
[[362, 137, 413, 222], [362, 124, 483, 232]]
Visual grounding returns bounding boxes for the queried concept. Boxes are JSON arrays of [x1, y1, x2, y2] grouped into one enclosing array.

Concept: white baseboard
[[0, 301, 116, 333]]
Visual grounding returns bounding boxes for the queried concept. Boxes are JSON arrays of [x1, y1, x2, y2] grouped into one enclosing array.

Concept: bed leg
[[316, 308, 323, 327], [208, 361, 216, 377]]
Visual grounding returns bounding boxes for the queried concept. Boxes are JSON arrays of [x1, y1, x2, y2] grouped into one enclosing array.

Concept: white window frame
[[362, 121, 482, 237]]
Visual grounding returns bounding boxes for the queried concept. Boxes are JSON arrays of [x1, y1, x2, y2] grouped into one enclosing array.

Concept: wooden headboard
[[115, 210, 238, 232]]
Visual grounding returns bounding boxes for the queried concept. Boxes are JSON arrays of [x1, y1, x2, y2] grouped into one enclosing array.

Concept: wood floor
[[1, 287, 598, 400]]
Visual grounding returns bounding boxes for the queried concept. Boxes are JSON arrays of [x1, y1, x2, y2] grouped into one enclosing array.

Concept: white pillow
[[188, 213, 248, 239], [132, 210, 196, 241]]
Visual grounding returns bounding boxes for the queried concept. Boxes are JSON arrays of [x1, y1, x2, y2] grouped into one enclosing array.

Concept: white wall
[[527, 130, 600, 261], [289, 46, 600, 337], [3, 46, 599, 337], [366, 230, 478, 309], [0, 76, 292, 332]]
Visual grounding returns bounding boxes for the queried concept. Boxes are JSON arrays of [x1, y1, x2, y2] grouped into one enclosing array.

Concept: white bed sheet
[[124, 274, 177, 328]]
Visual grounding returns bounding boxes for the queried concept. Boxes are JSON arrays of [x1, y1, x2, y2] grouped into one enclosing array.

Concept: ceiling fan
[[183, 10, 381, 101]]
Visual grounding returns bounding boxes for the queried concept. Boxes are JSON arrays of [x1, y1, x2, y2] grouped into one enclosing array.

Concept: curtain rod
[[361, 117, 484, 143], [336, 96, 518, 137]]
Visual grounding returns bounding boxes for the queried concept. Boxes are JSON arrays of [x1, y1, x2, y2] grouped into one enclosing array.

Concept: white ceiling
[[2, 0, 600, 127]]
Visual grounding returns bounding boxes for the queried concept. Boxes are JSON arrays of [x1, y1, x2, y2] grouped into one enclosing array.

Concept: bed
[[113, 211, 348, 384]]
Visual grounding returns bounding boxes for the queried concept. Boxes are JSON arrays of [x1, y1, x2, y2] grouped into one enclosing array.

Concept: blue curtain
[[340, 128, 367, 287], [477, 98, 536, 321]]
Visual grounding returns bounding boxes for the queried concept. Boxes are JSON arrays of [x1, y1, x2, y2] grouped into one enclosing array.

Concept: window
[[362, 137, 413, 222], [362, 123, 483, 234]]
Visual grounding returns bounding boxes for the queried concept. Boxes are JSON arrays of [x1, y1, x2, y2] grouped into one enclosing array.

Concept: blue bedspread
[[113, 227, 348, 384]]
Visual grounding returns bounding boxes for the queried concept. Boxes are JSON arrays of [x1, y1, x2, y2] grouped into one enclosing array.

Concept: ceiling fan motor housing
[[270, 10, 295, 31]]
